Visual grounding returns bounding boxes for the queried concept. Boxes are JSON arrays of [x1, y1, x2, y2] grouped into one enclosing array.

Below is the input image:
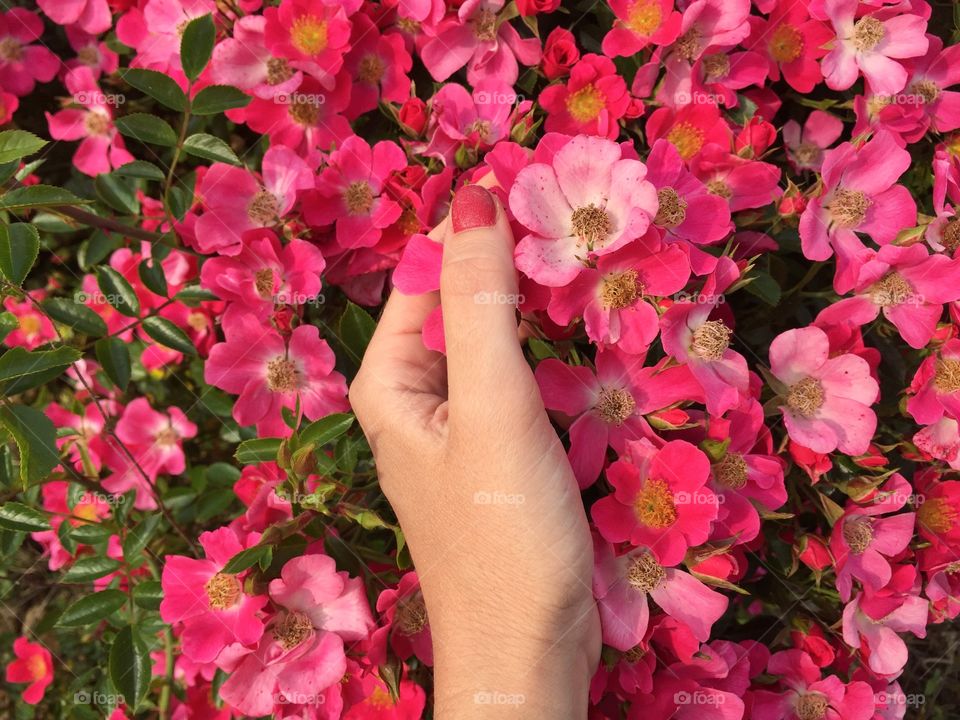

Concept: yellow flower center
[[205, 572, 242, 610], [600, 270, 641, 309], [625, 0, 662, 36], [291, 15, 329, 55], [786, 377, 825, 417], [666, 121, 705, 160], [868, 272, 912, 307], [266, 356, 298, 392], [768, 23, 803, 63], [18, 314, 41, 337], [701, 53, 730, 81], [634, 478, 678, 529], [84, 111, 111, 136], [674, 27, 702, 61], [358, 54, 385, 84], [829, 188, 870, 228], [706, 179, 733, 199], [919, 497, 957, 534], [0, 37, 22, 62], [852, 16, 884, 52], [566, 83, 605, 123]]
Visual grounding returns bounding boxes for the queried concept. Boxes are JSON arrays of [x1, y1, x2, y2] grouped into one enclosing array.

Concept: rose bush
[[1, 0, 960, 717]]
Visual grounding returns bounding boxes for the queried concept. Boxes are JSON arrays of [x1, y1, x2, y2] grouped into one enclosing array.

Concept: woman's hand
[[350, 184, 600, 718]]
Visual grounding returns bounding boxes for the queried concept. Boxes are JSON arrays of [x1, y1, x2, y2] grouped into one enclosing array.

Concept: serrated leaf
[[110, 625, 150, 711], [181, 14, 215, 81], [42, 298, 107, 337], [0, 501, 50, 531], [59, 589, 127, 627], [113, 160, 165, 181], [0, 130, 46, 164], [0, 222, 39, 284], [141, 316, 196, 355], [234, 438, 282, 464], [95, 172, 140, 215], [0, 185, 87, 212], [191, 85, 250, 115], [114, 113, 178, 147], [222, 544, 272, 574], [121, 68, 187, 111], [0, 346, 82, 395], [62, 556, 122, 583], [94, 337, 130, 391], [299, 413, 354, 448], [181, 133, 241, 166], [95, 266, 141, 318]]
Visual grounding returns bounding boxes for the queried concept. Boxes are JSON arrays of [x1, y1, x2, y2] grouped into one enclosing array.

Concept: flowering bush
[[3, 0, 960, 717]]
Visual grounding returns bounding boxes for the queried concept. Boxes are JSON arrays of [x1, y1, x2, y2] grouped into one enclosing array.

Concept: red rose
[[516, 0, 560, 15], [398, 97, 428, 136], [541, 28, 579, 81]]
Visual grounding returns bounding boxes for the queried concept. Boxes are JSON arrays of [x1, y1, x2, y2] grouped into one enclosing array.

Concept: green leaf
[[174, 284, 218, 301], [42, 298, 107, 337], [0, 223, 39, 285], [0, 311, 17, 343], [0, 501, 50, 531], [132, 581, 163, 610], [191, 85, 251, 115], [0, 185, 87, 212], [222, 544, 272, 574], [141, 316, 196, 355], [114, 113, 178, 147], [743, 270, 782, 307], [138, 259, 168, 298], [113, 160, 165, 181], [299, 413, 354, 448], [234, 438, 282, 464], [59, 589, 127, 627], [121, 68, 187, 111], [95, 172, 141, 215], [338, 302, 376, 365], [181, 133, 242, 166], [0, 406, 59, 489], [110, 625, 150, 711], [94, 337, 131, 391], [181, 14, 216, 81], [95, 266, 141, 318], [68, 522, 113, 543], [122, 515, 161, 560], [0, 346, 82, 395], [0, 130, 46, 164], [62, 556, 122, 583]]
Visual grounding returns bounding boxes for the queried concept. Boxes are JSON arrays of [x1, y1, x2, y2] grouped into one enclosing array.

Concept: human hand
[[350, 183, 600, 718]]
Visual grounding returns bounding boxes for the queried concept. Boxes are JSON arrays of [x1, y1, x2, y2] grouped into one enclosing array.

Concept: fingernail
[[451, 184, 497, 233]]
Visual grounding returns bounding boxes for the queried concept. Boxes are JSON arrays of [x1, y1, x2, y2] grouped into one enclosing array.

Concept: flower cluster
[[2, 0, 960, 717]]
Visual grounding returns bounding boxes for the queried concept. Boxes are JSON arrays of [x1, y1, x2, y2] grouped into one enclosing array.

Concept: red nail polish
[[451, 184, 497, 233]]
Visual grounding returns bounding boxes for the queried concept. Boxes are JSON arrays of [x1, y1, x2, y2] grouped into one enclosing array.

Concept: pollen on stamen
[[625, 0, 662, 36], [828, 188, 870, 228], [345, 181, 375, 215], [706, 179, 733, 199], [691, 320, 731, 361], [273, 611, 313, 649], [288, 96, 320, 126], [626, 551, 667, 593], [655, 187, 687, 227], [713, 452, 748, 490], [934, 358, 960, 394], [570, 203, 612, 249], [394, 594, 429, 635], [0, 37, 23, 62], [868, 272, 913, 307], [768, 23, 803, 63], [794, 692, 829, 720], [792, 143, 819, 165], [911, 79, 940, 104], [290, 15, 329, 55], [851, 16, 884, 52], [842, 517, 874, 554], [266, 57, 294, 86], [473, 8, 497, 41], [247, 189, 279, 225], [666, 121, 705, 160], [674, 27, 702, 62], [204, 572, 242, 610], [595, 387, 636, 425], [941, 219, 960, 252], [701, 53, 730, 81], [634, 479, 678, 529], [267, 356, 298, 393], [84, 111, 111, 136], [600, 270, 641, 309], [786, 376, 825, 417], [566, 84, 605, 123], [919, 497, 958, 534], [254, 267, 276, 299], [358, 55, 385, 84]]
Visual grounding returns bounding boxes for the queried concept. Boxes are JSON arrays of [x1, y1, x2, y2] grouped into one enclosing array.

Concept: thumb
[[440, 184, 531, 415]]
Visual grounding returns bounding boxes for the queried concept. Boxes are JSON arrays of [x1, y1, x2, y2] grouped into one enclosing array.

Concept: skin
[[350, 188, 601, 718]]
